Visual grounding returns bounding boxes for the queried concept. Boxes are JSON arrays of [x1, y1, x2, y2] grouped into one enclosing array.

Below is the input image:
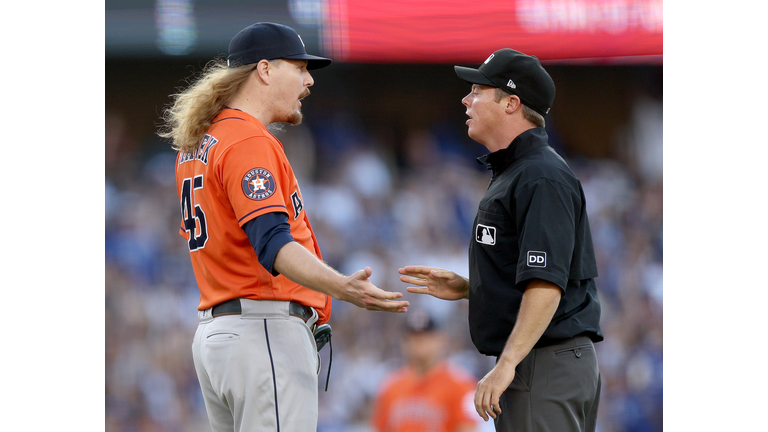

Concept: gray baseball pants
[[494, 336, 601, 432], [192, 299, 320, 432]]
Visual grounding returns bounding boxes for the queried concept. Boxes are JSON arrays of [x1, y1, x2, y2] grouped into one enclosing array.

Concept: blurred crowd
[[105, 93, 662, 432]]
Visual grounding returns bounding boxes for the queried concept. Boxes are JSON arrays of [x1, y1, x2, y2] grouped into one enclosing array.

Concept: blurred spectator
[[370, 310, 481, 432]]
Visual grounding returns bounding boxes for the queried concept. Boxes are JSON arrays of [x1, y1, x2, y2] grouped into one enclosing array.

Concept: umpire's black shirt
[[468, 127, 603, 357]]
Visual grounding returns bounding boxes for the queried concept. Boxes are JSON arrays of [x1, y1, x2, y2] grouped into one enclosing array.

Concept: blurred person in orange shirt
[[371, 310, 478, 432]]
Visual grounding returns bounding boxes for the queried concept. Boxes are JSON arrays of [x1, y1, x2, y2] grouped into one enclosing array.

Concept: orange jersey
[[371, 362, 478, 432], [175, 108, 331, 324]]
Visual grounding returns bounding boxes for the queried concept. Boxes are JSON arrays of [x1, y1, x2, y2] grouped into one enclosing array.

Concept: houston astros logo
[[242, 167, 276, 200]]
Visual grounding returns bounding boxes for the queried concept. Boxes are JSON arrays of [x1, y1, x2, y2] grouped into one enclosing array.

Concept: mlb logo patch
[[527, 251, 547, 267], [476, 224, 496, 245]]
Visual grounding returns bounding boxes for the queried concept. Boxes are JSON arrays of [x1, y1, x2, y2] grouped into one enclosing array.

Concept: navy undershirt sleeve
[[242, 212, 294, 276]]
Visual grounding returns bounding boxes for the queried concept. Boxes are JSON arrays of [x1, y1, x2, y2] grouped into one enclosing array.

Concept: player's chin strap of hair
[[314, 324, 333, 391]]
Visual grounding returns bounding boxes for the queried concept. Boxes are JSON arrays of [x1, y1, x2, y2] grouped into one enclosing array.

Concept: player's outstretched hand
[[342, 267, 409, 313], [398, 265, 469, 301]]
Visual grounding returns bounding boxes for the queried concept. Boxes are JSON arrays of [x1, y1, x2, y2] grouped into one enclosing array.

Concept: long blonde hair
[[158, 57, 254, 152]]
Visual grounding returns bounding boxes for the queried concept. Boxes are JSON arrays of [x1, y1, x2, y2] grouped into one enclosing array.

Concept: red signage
[[321, 0, 662, 64]]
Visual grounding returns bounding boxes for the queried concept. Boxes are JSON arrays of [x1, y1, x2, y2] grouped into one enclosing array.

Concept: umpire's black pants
[[494, 336, 601, 432]]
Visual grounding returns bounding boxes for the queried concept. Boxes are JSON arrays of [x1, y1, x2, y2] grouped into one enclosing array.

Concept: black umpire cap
[[455, 48, 555, 117], [227, 22, 332, 70]]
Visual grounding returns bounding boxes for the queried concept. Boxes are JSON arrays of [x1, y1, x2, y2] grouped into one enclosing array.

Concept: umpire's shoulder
[[518, 147, 578, 187]]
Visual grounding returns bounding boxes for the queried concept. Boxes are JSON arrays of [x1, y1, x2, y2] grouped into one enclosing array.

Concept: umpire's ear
[[504, 94, 522, 115]]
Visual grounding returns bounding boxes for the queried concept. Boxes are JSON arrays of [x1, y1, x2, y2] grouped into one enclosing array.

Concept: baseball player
[[158, 22, 409, 432], [371, 310, 480, 432]]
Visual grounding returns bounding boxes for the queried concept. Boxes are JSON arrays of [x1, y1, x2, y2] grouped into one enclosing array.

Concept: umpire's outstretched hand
[[398, 265, 469, 301]]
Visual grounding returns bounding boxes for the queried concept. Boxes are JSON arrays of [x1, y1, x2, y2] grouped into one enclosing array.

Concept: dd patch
[[242, 167, 276, 201], [526, 251, 547, 268]]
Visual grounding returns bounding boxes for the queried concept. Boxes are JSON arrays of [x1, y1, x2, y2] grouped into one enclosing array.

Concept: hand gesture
[[398, 265, 469, 301], [342, 267, 409, 312]]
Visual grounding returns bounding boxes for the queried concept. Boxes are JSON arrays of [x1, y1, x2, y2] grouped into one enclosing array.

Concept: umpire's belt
[[211, 299, 314, 323]]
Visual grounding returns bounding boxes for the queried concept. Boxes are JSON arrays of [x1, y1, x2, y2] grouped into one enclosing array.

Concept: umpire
[[399, 48, 603, 432]]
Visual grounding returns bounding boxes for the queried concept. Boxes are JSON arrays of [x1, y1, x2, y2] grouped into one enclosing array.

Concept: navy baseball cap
[[405, 310, 439, 333], [227, 22, 332, 70], [455, 48, 555, 117]]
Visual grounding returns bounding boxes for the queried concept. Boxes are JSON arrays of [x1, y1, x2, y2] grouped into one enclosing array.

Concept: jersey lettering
[[180, 175, 208, 251], [178, 134, 219, 166], [291, 190, 304, 220]]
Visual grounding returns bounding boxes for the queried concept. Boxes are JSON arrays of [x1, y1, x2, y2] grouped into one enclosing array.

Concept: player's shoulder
[[208, 118, 284, 160], [210, 117, 272, 145], [377, 366, 411, 393], [440, 362, 478, 387], [372, 367, 406, 405], [387, 366, 413, 383]]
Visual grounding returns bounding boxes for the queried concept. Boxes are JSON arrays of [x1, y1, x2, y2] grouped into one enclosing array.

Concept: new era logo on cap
[[527, 251, 546, 267]]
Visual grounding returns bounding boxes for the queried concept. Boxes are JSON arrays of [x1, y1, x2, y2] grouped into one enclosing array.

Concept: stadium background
[[105, 1, 663, 431]]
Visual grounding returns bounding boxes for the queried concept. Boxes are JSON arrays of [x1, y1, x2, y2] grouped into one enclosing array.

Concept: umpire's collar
[[477, 127, 549, 174]]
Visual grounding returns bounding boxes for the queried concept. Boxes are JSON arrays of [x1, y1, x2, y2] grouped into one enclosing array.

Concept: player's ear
[[254, 60, 272, 85]]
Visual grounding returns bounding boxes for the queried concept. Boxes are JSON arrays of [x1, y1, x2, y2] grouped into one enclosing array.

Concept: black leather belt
[[211, 299, 314, 323]]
